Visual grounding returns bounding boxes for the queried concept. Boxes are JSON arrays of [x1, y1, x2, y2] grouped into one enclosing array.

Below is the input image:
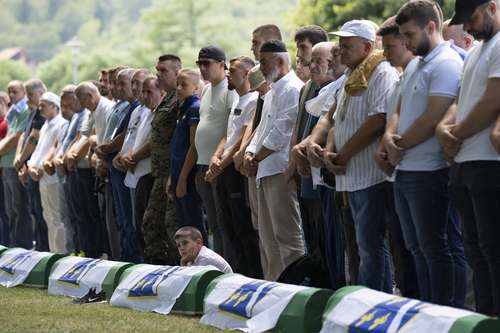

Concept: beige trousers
[[40, 182, 68, 254], [256, 173, 305, 281]]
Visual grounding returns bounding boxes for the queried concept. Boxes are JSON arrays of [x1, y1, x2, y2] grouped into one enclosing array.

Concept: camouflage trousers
[[141, 176, 180, 265]]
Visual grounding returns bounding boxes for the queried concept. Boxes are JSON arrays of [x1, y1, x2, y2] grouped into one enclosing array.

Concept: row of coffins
[[0, 246, 499, 333]]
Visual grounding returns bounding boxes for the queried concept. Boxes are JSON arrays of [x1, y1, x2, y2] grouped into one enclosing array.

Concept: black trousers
[[449, 161, 500, 316], [214, 164, 262, 278], [74, 168, 107, 257], [134, 173, 154, 256]]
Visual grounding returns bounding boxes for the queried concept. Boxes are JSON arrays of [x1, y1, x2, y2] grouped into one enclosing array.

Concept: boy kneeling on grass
[[174, 226, 233, 273]]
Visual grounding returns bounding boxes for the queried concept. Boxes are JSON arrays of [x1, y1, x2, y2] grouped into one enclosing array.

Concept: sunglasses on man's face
[[196, 59, 221, 67]]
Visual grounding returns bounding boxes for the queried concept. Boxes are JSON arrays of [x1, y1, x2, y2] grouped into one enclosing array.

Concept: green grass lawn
[[0, 286, 222, 333]]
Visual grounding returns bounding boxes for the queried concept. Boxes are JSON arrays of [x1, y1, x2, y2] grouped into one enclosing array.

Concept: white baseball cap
[[40, 92, 61, 110], [329, 20, 377, 42]]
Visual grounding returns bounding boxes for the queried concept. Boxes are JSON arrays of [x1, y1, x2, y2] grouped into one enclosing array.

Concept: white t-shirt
[[195, 78, 237, 165], [222, 91, 258, 159], [455, 31, 500, 162], [398, 42, 462, 171], [192, 246, 233, 274]]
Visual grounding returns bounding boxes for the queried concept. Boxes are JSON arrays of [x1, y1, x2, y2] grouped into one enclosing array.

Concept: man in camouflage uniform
[[141, 54, 182, 265]]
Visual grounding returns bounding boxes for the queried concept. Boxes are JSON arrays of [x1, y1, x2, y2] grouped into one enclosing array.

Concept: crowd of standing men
[[1, 0, 500, 317]]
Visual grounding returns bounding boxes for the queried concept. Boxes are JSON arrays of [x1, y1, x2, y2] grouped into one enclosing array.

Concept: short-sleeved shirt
[[397, 42, 463, 171], [80, 97, 115, 144], [22, 108, 45, 150], [195, 78, 237, 165], [0, 105, 29, 168], [222, 91, 258, 159], [333, 61, 399, 192], [170, 95, 200, 181], [150, 90, 178, 178], [455, 31, 500, 162], [192, 246, 233, 273]]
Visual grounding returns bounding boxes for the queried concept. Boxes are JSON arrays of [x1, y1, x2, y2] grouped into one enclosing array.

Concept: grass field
[[0, 286, 222, 333]]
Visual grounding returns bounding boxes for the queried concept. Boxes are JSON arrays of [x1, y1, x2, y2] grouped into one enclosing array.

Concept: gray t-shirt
[[194, 78, 237, 165]]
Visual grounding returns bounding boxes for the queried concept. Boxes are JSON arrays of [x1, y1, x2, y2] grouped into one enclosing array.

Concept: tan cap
[[249, 65, 266, 91]]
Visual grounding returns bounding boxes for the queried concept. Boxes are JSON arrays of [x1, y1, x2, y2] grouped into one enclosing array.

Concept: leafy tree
[[0, 59, 31, 90], [293, 0, 455, 32]]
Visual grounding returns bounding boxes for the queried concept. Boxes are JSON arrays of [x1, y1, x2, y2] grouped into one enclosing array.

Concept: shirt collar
[[422, 41, 451, 64], [46, 113, 62, 126], [11, 96, 28, 113]]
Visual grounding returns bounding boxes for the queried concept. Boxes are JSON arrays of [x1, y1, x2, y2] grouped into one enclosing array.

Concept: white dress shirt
[[246, 70, 304, 181], [333, 61, 399, 192], [27, 113, 68, 185], [124, 107, 153, 188]]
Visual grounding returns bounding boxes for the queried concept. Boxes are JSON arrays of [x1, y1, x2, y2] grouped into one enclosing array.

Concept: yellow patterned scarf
[[344, 50, 385, 96]]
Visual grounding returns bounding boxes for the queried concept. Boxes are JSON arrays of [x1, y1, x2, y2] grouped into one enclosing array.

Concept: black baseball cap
[[198, 45, 226, 62], [450, 0, 490, 25]]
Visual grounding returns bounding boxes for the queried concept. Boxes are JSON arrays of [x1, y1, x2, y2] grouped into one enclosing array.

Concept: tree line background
[[0, 0, 455, 92]]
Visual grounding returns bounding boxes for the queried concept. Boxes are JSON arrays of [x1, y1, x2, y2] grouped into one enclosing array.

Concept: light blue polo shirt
[[397, 41, 463, 171]]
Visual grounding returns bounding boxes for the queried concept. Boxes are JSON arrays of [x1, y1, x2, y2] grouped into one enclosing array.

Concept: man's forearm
[[132, 143, 151, 162], [309, 113, 332, 146], [255, 146, 275, 161], [178, 146, 197, 181], [0, 134, 21, 156], [107, 132, 126, 153]]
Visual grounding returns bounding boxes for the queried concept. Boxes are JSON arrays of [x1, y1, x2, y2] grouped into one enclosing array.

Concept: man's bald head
[[7, 80, 25, 104], [75, 81, 101, 112], [443, 19, 474, 51], [310, 42, 335, 85]]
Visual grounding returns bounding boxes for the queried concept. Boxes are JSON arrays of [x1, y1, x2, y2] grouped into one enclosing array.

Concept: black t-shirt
[[22, 108, 45, 150]]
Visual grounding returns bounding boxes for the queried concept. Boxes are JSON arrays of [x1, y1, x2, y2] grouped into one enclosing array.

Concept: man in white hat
[[316, 19, 399, 292], [27, 92, 70, 254]]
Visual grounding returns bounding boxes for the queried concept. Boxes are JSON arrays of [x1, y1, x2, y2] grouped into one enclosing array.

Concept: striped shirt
[[333, 61, 398, 192]]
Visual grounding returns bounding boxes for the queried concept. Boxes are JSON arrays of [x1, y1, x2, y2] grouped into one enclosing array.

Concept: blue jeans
[[448, 206, 467, 308], [318, 186, 346, 289], [394, 169, 454, 305], [347, 181, 392, 293], [3, 168, 32, 249], [109, 166, 141, 263]]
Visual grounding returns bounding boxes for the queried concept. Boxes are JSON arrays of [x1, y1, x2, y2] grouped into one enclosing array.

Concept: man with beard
[[383, 0, 463, 306], [98, 70, 113, 100], [245, 40, 305, 281], [438, 0, 500, 316], [205, 56, 262, 277]]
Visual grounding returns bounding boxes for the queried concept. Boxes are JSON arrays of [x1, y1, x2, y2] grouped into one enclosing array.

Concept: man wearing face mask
[[439, 0, 500, 316]]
